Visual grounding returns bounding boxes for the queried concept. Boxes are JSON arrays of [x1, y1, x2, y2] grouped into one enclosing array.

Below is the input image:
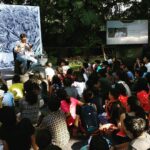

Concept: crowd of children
[[0, 56, 150, 150]]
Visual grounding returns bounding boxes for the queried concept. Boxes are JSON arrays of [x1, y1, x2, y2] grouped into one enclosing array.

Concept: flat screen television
[[107, 20, 148, 45]]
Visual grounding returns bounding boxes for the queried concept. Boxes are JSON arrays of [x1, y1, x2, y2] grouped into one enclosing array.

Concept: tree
[[0, 0, 149, 52]]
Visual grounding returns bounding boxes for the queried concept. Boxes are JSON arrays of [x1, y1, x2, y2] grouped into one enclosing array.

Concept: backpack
[[80, 104, 99, 133]]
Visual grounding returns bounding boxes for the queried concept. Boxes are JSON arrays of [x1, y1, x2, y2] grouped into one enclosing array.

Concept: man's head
[[48, 95, 60, 112], [143, 56, 149, 64], [124, 116, 146, 139], [36, 129, 51, 150], [45, 62, 52, 67], [20, 33, 27, 43], [89, 135, 109, 150]]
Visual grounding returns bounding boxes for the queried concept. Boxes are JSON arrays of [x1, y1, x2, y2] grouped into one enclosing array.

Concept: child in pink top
[[61, 97, 83, 126]]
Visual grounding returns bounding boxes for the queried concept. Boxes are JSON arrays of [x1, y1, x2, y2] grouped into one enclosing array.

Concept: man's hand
[[25, 44, 33, 51], [15, 45, 21, 53]]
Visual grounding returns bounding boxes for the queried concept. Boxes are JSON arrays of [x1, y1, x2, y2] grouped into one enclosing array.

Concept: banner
[[107, 20, 148, 45], [0, 4, 42, 69]]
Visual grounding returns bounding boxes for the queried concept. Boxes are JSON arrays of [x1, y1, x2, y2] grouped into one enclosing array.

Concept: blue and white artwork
[[0, 4, 42, 69]]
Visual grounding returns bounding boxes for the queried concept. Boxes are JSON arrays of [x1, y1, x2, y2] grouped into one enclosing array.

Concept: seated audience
[[39, 95, 70, 149], [50, 75, 63, 96], [19, 83, 40, 124], [115, 70, 132, 96], [124, 116, 150, 150], [61, 60, 70, 76], [89, 135, 110, 150], [63, 77, 78, 98], [136, 78, 150, 112], [9, 74, 24, 102], [86, 73, 103, 114], [0, 83, 14, 107], [45, 62, 55, 83], [0, 107, 38, 150], [115, 83, 128, 111], [36, 129, 61, 150], [57, 89, 83, 127], [120, 96, 149, 132], [72, 71, 86, 98]]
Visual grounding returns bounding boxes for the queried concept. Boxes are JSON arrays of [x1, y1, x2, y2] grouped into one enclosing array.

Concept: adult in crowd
[[49, 75, 63, 96], [45, 62, 55, 83], [61, 59, 70, 76], [124, 96, 149, 130], [123, 65, 134, 83], [0, 107, 38, 150], [57, 89, 83, 128], [0, 83, 14, 107], [115, 69, 132, 96], [124, 116, 150, 150], [134, 57, 142, 71], [35, 129, 62, 150], [14, 33, 38, 73], [105, 87, 126, 126], [115, 83, 128, 111], [72, 71, 86, 99], [88, 135, 110, 150], [82, 89, 95, 107], [135, 78, 150, 112], [63, 77, 78, 99], [119, 96, 149, 140], [106, 70, 115, 85], [98, 69, 112, 105], [39, 95, 70, 149], [86, 72, 103, 114], [9, 75, 24, 103], [19, 83, 41, 125], [65, 68, 75, 81], [143, 56, 150, 72], [24, 74, 35, 94], [82, 61, 91, 81]]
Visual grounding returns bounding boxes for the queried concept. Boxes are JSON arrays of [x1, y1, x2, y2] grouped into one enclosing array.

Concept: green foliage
[[73, 47, 82, 55], [79, 10, 99, 26], [0, 0, 149, 53], [47, 55, 57, 66]]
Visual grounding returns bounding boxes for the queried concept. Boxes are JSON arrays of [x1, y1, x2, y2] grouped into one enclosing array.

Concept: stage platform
[[0, 57, 48, 87]]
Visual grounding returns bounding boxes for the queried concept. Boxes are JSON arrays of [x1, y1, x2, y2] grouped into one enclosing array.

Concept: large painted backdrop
[[0, 4, 42, 69]]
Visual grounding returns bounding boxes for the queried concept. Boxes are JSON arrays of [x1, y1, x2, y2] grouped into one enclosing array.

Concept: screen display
[[107, 20, 148, 45]]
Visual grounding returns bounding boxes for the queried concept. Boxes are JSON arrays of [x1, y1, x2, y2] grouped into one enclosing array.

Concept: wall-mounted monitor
[[107, 20, 148, 45]]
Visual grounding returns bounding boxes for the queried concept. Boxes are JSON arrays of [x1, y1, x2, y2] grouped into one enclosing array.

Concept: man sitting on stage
[[14, 33, 38, 74]]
